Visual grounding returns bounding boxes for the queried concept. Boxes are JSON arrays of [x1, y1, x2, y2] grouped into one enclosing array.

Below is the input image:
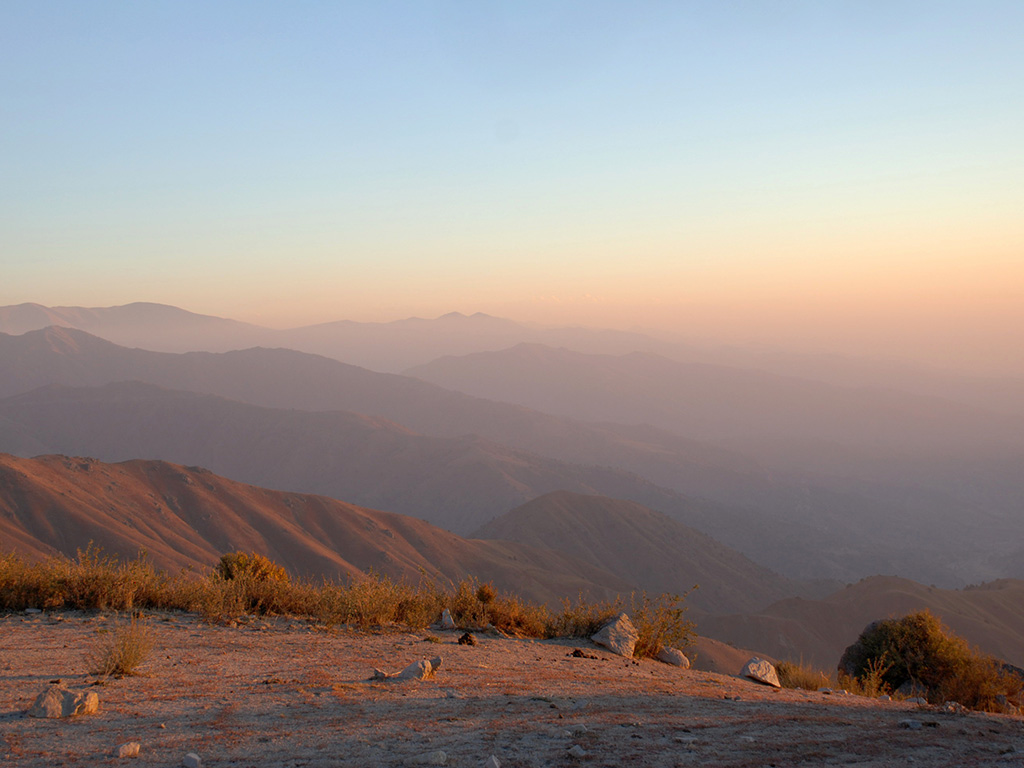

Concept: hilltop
[[3, 612, 1022, 767]]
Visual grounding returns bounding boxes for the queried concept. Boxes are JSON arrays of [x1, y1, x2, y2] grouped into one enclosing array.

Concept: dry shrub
[[629, 591, 695, 659], [777, 660, 832, 691], [0, 549, 697, 655], [0, 546, 167, 612], [547, 594, 621, 639], [215, 551, 289, 584], [447, 578, 548, 636], [87, 614, 154, 677]]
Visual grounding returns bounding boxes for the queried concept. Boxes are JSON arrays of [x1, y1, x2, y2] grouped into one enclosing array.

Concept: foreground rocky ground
[[2, 611, 1023, 767]]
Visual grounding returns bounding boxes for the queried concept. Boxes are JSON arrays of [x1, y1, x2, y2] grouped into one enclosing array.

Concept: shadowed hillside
[[475, 491, 799, 614]]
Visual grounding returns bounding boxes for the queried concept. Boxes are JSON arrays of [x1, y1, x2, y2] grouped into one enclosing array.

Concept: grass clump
[[87, 613, 154, 678]]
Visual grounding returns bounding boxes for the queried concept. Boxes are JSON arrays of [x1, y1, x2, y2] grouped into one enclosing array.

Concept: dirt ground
[[1, 611, 1022, 767]]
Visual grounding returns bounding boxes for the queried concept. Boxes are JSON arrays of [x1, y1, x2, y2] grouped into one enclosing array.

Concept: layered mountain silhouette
[[5, 302, 1023, 411], [0, 325, 1018, 585], [0, 381, 706, 536]]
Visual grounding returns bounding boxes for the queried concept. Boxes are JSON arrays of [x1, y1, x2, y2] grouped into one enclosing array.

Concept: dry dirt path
[[1, 611, 1022, 767]]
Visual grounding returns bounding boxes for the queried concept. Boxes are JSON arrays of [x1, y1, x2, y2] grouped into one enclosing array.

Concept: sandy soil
[[2, 611, 1022, 767]]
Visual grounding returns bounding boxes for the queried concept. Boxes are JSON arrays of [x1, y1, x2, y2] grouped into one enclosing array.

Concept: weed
[[87, 613, 154, 677]]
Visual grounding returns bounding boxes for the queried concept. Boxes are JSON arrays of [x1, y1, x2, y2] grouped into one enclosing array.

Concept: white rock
[[116, 742, 141, 758], [567, 744, 587, 758], [24, 607, 42, 614], [183, 754, 202, 768], [485, 756, 501, 768], [656, 647, 690, 668], [741, 658, 781, 688], [591, 613, 638, 658], [440, 609, 456, 630], [372, 657, 442, 682], [899, 719, 923, 730], [27, 686, 99, 718]]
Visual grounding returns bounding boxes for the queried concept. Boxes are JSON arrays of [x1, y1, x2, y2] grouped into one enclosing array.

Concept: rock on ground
[[115, 741, 141, 758], [657, 647, 690, 668], [27, 685, 99, 718], [741, 657, 781, 688], [591, 613, 638, 658]]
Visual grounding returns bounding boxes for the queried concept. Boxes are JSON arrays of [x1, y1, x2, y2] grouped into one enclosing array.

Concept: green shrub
[[839, 610, 1022, 711]]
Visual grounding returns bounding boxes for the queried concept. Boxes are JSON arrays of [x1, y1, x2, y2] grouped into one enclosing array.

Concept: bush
[[215, 552, 289, 584], [87, 613, 154, 677], [838, 610, 1023, 711], [776, 660, 831, 691]]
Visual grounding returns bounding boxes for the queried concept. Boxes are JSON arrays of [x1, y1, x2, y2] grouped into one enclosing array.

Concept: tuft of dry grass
[[87, 613, 154, 677], [777, 660, 832, 691]]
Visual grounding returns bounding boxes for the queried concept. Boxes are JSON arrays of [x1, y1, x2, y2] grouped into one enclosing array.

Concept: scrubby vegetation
[[778, 611, 1024, 713], [0, 549, 693, 659], [87, 613, 154, 677], [838, 610, 1023, 712]]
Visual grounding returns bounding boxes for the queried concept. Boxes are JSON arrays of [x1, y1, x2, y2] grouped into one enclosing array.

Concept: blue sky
[[2, 1, 1022, 368]]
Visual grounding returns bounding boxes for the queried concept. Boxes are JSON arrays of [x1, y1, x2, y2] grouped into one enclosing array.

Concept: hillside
[[700, 575, 1024, 669], [475, 491, 797, 614], [0, 327, 1016, 586], [0, 382, 728, 536], [0, 453, 634, 605]]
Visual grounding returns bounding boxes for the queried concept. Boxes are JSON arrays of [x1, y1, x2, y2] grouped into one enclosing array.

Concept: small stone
[[906, 697, 928, 705], [183, 753, 202, 768], [440, 609, 456, 630], [818, 687, 833, 695], [898, 719, 923, 730], [656, 647, 690, 668], [485, 756, 501, 768], [458, 632, 477, 646], [567, 744, 587, 758], [116, 742, 141, 758], [24, 607, 42, 614], [879, 695, 891, 701]]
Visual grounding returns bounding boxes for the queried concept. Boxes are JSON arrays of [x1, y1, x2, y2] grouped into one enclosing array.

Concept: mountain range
[[2, 322, 1020, 585]]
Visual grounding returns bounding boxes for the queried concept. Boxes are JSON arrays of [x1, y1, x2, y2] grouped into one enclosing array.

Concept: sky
[[2, 1, 1022, 372]]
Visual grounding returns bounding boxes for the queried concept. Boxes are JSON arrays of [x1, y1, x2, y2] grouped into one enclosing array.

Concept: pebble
[[899, 719, 923, 730], [567, 744, 587, 758], [485, 757, 501, 768], [183, 752, 202, 768]]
